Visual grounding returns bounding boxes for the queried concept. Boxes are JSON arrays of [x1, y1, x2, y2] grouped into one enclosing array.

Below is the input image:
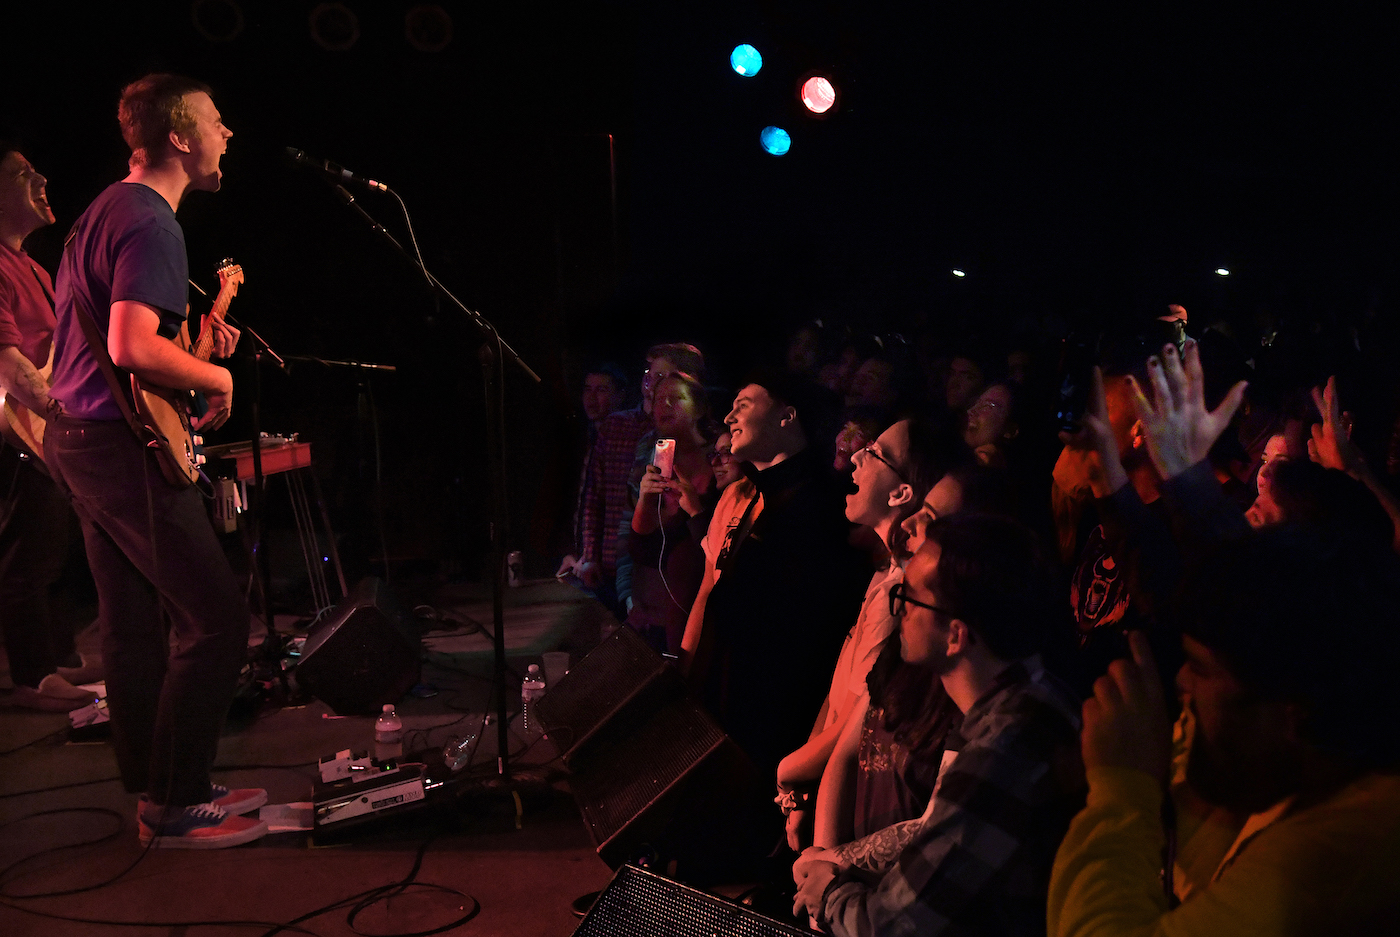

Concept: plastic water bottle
[[375, 703, 404, 761], [520, 664, 547, 738]]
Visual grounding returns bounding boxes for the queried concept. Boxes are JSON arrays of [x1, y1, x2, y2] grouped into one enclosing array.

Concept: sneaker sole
[[139, 819, 269, 850]]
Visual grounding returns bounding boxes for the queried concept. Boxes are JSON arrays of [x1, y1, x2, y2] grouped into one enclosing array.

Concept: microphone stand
[[224, 315, 289, 676], [330, 183, 541, 789]]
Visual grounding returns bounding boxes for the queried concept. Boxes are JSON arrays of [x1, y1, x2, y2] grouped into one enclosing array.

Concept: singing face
[[0, 151, 56, 234], [846, 419, 911, 527], [179, 92, 232, 191]]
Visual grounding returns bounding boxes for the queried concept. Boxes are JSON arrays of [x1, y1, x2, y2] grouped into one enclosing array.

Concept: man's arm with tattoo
[[829, 813, 928, 874], [0, 344, 62, 418]]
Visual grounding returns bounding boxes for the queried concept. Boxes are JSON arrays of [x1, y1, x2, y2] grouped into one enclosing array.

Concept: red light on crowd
[[800, 76, 837, 114]]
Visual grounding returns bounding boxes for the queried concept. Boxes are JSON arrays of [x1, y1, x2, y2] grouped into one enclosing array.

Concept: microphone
[[285, 147, 389, 193]]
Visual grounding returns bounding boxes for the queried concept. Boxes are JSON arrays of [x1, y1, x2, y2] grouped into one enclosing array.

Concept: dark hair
[[118, 74, 213, 167], [653, 370, 709, 421], [585, 362, 629, 396], [925, 513, 1058, 660], [0, 140, 20, 165], [903, 418, 956, 505], [942, 461, 1017, 518], [867, 633, 961, 761], [743, 368, 840, 449], [646, 342, 705, 381], [1268, 460, 1394, 551], [1176, 525, 1400, 768]]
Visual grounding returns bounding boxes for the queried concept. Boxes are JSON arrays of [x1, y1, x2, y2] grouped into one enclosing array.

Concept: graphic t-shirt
[[50, 183, 188, 421]]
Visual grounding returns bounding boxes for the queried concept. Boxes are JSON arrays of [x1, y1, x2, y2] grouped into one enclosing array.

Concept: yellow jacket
[[1048, 765, 1400, 936]]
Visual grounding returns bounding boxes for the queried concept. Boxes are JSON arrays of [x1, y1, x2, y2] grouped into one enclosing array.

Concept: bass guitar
[[131, 257, 245, 487]]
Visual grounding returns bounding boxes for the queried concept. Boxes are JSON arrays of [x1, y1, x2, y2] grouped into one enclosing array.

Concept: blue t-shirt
[[50, 182, 188, 421]]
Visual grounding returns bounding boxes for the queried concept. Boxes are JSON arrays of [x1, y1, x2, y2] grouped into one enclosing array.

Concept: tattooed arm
[[828, 813, 929, 874], [0, 344, 62, 418]]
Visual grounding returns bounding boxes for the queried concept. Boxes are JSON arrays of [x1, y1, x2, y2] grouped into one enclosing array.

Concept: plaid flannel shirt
[[579, 408, 651, 576], [821, 656, 1085, 937]]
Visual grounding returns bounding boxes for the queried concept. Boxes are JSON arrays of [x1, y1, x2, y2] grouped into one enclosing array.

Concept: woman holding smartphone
[[626, 372, 718, 654]]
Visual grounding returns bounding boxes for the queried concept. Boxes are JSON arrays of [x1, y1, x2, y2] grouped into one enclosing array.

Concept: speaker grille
[[537, 626, 671, 761], [571, 700, 726, 850], [574, 864, 809, 937]]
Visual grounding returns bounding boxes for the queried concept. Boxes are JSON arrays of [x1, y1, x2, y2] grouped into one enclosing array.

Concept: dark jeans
[[46, 417, 250, 807], [0, 444, 75, 687]]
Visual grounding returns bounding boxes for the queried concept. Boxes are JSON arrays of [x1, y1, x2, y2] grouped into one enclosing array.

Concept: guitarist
[[0, 142, 98, 711], [46, 76, 267, 849]]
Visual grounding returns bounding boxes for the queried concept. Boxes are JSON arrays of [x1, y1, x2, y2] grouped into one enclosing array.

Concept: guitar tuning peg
[[195, 454, 207, 465], [192, 435, 204, 446]]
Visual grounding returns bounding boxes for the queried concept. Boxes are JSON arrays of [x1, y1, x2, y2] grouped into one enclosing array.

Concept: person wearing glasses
[[794, 514, 1084, 936], [560, 342, 704, 613], [775, 418, 947, 849]]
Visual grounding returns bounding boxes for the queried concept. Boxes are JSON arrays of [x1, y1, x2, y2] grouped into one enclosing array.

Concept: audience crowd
[[558, 303, 1400, 935]]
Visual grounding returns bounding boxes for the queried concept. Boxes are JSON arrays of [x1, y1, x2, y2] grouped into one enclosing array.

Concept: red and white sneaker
[[211, 783, 268, 816], [138, 799, 268, 849]]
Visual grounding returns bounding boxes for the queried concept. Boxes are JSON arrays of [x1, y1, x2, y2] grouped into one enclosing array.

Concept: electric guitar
[[0, 348, 52, 463], [131, 257, 244, 487]]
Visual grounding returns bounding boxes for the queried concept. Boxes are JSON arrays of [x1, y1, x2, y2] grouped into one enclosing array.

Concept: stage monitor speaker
[[567, 696, 757, 870], [296, 577, 420, 715], [574, 864, 809, 937], [536, 624, 679, 764]]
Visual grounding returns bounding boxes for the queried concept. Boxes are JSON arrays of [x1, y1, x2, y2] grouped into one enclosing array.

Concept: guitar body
[[131, 321, 204, 487], [0, 360, 52, 464], [129, 258, 244, 488]]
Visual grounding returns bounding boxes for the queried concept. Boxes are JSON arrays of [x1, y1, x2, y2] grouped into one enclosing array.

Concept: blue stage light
[[731, 44, 762, 77], [760, 126, 791, 156]]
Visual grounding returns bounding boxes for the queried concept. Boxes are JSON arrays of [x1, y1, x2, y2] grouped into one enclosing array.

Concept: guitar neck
[[192, 282, 237, 362]]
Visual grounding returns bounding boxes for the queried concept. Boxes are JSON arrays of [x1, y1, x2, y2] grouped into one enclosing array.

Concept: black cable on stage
[[0, 725, 68, 756], [259, 832, 479, 937]]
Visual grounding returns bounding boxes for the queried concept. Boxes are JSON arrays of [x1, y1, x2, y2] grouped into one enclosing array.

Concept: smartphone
[[652, 437, 676, 479], [1055, 333, 1096, 433]]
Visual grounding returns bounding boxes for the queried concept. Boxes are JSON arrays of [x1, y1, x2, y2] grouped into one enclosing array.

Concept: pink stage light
[[800, 76, 837, 114]]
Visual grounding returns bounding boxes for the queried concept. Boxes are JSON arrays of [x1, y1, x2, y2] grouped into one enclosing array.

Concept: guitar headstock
[[216, 257, 245, 295]]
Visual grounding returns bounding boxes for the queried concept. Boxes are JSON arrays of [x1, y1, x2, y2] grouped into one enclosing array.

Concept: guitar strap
[[27, 262, 58, 370], [69, 296, 155, 447]]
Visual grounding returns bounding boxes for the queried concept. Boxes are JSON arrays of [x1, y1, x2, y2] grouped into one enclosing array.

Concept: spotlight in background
[[731, 44, 763, 77], [951, 268, 967, 278], [191, 0, 244, 42], [1215, 267, 1231, 276], [405, 4, 452, 53], [760, 126, 791, 156], [309, 2, 360, 52], [799, 76, 837, 114]]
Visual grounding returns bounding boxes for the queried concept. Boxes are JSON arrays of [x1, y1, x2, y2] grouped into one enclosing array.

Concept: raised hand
[[1057, 366, 1129, 498], [1309, 376, 1363, 475], [1129, 339, 1247, 480], [1081, 631, 1171, 779]]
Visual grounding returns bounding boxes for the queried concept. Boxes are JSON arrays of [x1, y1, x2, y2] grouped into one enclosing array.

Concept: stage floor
[[0, 579, 621, 937]]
